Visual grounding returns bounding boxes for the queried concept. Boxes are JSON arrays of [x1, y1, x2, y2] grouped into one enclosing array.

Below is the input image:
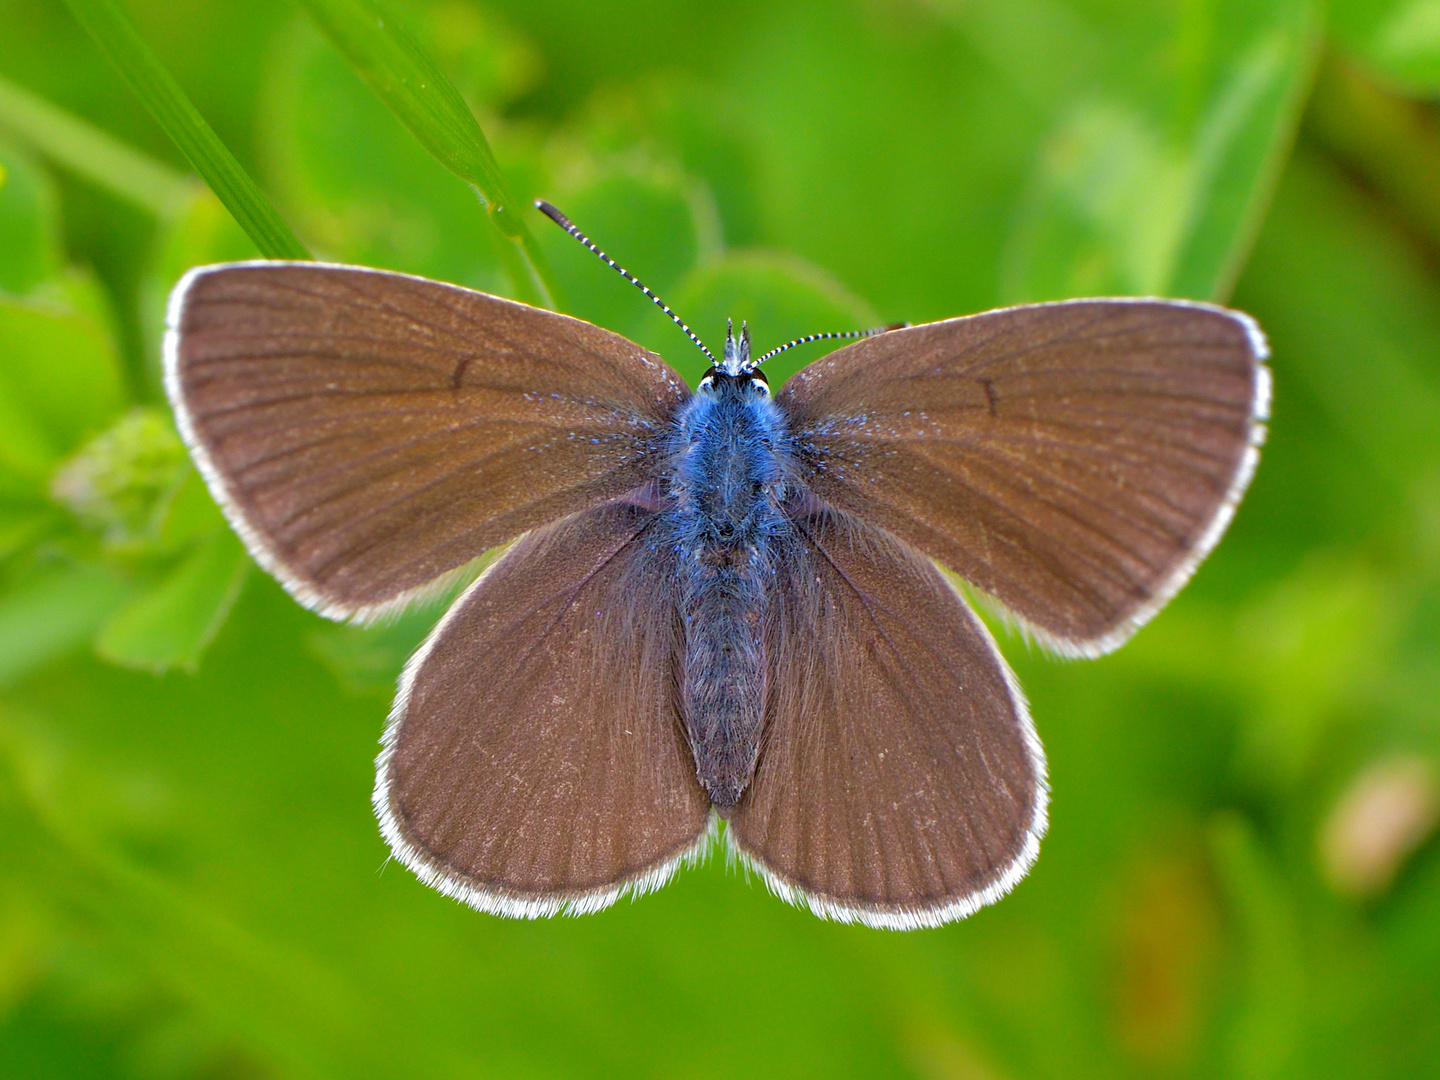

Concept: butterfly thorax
[[666, 368, 790, 810]]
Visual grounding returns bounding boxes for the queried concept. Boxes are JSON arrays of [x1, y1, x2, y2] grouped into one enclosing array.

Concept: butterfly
[[164, 202, 1269, 929]]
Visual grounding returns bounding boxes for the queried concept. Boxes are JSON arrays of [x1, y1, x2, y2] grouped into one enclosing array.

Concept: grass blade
[[60, 0, 310, 260], [0, 73, 196, 219], [297, 0, 559, 307]]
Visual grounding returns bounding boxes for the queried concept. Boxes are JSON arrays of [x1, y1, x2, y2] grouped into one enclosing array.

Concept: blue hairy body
[[663, 373, 793, 809]]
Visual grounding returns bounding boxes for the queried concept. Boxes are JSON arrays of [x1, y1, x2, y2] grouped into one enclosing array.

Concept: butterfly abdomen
[[667, 381, 791, 809]]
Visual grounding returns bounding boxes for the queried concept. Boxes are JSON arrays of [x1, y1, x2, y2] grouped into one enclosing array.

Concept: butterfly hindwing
[[165, 262, 688, 621], [777, 299, 1269, 655], [726, 500, 1047, 928], [169, 257, 1267, 925], [375, 497, 712, 916]]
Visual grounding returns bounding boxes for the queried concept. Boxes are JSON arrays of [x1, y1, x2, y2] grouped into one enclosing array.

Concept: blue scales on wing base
[[662, 324, 794, 809]]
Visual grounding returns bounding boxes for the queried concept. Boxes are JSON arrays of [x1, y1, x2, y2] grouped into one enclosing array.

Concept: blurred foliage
[[296, 0, 558, 304], [0, 0, 1438, 1077], [59, 0, 309, 260]]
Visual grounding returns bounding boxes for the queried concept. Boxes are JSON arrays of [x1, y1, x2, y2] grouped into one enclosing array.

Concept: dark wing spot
[[979, 377, 999, 417], [451, 357, 471, 391]]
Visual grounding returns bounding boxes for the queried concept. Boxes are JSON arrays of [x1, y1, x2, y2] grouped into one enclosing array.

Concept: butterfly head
[[699, 320, 769, 398], [721, 318, 752, 375], [533, 200, 898, 401]]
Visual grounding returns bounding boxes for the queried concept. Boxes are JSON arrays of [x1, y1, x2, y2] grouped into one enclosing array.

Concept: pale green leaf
[[0, 71, 195, 220], [0, 137, 61, 296], [987, 0, 1321, 301], [153, 468, 226, 553], [0, 562, 133, 687], [0, 293, 125, 487], [138, 189, 258, 396], [49, 408, 190, 554], [95, 530, 248, 674]]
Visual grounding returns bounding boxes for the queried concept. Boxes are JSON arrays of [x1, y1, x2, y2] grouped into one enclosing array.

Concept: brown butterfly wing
[[777, 299, 1269, 655], [727, 502, 1046, 928], [165, 262, 688, 620], [375, 498, 711, 915]]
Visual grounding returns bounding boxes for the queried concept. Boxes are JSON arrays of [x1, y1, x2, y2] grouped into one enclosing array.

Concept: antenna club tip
[[535, 199, 569, 227]]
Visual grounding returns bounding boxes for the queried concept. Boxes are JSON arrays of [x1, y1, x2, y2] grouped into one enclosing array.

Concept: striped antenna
[[752, 323, 907, 368], [535, 200, 716, 364]]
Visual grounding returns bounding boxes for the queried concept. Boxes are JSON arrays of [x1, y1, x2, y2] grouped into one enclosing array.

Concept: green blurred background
[[2, 0, 1440, 1076]]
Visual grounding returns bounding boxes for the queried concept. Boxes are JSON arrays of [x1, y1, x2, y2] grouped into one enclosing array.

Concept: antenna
[[752, 324, 907, 368], [535, 200, 716, 364]]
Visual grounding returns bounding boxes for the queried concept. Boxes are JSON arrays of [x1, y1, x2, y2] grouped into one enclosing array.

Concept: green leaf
[[0, 704, 367, 1076], [153, 467, 226, 553], [94, 529, 248, 674], [987, 0, 1321, 301], [138, 188, 259, 397], [0, 506, 56, 563], [296, 0, 558, 305], [306, 547, 499, 694], [0, 137, 62, 295], [0, 562, 133, 687], [0, 292, 125, 488], [422, 1, 541, 108], [0, 71, 195, 220], [1330, 0, 1440, 95], [17, 405, 225, 715], [1234, 150, 1440, 499], [1231, 555, 1398, 787], [305, 603, 441, 696], [48, 407, 196, 555], [594, 0, 1323, 335], [58, 0, 309, 259], [305, 612, 432, 696], [1208, 814, 1305, 1080], [260, 18, 506, 293]]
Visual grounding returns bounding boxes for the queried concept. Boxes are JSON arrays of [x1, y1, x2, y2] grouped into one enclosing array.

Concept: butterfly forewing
[[376, 497, 711, 916], [778, 299, 1269, 655], [727, 503, 1046, 928], [165, 248, 1272, 928], [165, 262, 688, 620]]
